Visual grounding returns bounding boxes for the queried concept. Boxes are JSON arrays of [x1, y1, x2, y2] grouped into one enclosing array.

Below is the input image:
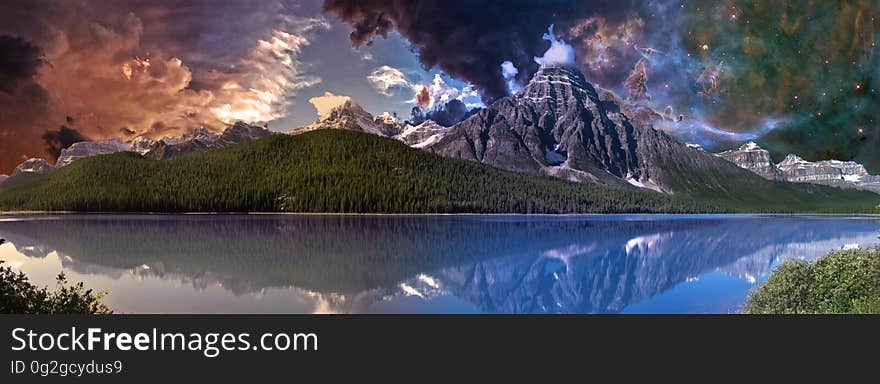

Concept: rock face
[[146, 122, 271, 160], [11, 158, 54, 176], [56, 139, 133, 168], [295, 101, 402, 137], [424, 65, 750, 192], [0, 158, 56, 191], [0, 122, 271, 191], [717, 142, 880, 194], [777, 155, 868, 183], [128, 136, 157, 154], [396, 120, 450, 148], [716, 142, 783, 180]]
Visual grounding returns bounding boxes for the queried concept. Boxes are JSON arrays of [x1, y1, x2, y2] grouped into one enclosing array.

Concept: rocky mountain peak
[[778, 154, 806, 166], [219, 122, 271, 144], [717, 144, 879, 194], [397, 120, 449, 148], [297, 100, 401, 137], [146, 122, 272, 160], [56, 139, 132, 168], [12, 158, 55, 176], [518, 65, 597, 116], [422, 63, 751, 193], [128, 136, 157, 154], [716, 142, 783, 180], [740, 141, 762, 151]]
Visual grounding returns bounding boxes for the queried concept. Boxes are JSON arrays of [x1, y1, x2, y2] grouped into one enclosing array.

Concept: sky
[[0, 0, 877, 174]]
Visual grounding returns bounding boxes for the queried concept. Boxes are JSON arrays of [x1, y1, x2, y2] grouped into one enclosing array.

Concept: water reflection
[[0, 215, 877, 313]]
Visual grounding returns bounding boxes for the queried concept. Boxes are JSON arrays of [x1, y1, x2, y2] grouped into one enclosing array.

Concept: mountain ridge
[[717, 141, 880, 194], [0, 130, 877, 214]]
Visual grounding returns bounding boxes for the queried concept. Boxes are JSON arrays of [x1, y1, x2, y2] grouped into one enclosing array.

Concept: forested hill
[[0, 130, 877, 214]]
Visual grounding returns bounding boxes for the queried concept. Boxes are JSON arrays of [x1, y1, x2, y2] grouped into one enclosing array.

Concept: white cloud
[[419, 74, 483, 109], [367, 65, 420, 95], [211, 17, 330, 124], [501, 60, 520, 93], [533, 24, 575, 67], [367, 65, 484, 109], [308, 92, 352, 119]]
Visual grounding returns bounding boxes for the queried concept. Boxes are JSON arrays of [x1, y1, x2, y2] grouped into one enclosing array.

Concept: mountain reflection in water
[[0, 215, 877, 314]]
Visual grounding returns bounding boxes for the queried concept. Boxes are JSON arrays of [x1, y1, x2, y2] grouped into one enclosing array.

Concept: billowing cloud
[[367, 64, 483, 112], [0, 1, 328, 173], [0, 35, 44, 93], [323, 0, 636, 103], [416, 74, 482, 110], [409, 99, 478, 127], [533, 25, 576, 67], [501, 60, 520, 93], [0, 34, 53, 173], [308, 91, 352, 119], [210, 18, 330, 124]]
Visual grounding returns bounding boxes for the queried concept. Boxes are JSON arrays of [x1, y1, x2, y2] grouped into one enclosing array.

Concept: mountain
[[396, 120, 450, 148], [294, 100, 402, 137], [1, 130, 877, 214], [0, 158, 55, 192], [261, 66, 880, 211], [717, 142, 783, 180], [145, 122, 271, 160], [0, 129, 719, 214], [777, 154, 865, 182], [56, 138, 133, 168], [716, 142, 880, 194], [128, 136, 156, 154], [422, 65, 776, 196], [0, 122, 271, 192]]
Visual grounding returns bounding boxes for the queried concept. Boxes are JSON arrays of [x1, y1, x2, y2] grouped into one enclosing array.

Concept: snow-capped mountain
[[422, 65, 756, 193], [294, 100, 402, 137], [777, 154, 869, 183], [717, 142, 784, 180], [12, 158, 55, 176], [56, 138, 133, 168], [716, 142, 880, 194], [145, 122, 271, 160], [0, 158, 56, 191], [0, 122, 271, 191], [396, 120, 450, 148], [128, 136, 157, 154]]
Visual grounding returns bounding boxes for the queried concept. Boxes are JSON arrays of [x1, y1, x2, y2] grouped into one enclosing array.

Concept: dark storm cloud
[[323, 0, 637, 102], [41, 125, 89, 159], [0, 35, 45, 93], [408, 99, 478, 127]]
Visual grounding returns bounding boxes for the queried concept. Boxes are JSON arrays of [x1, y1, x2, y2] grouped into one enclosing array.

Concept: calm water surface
[[0, 214, 877, 314]]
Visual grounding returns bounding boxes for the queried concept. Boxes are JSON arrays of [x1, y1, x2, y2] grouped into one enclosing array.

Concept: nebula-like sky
[[0, 0, 877, 174]]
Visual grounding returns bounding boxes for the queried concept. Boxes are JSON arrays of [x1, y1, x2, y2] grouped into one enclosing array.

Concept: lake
[[0, 214, 877, 314]]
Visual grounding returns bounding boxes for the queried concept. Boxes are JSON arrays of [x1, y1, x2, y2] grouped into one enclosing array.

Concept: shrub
[[744, 247, 880, 314], [0, 250, 111, 314]]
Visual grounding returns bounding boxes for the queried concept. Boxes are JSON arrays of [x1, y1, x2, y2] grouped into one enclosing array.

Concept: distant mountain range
[[717, 142, 880, 194], [0, 122, 270, 192], [1, 65, 878, 213]]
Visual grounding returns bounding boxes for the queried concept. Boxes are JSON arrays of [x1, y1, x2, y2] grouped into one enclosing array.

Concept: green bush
[[0, 243, 111, 314], [744, 247, 880, 314]]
